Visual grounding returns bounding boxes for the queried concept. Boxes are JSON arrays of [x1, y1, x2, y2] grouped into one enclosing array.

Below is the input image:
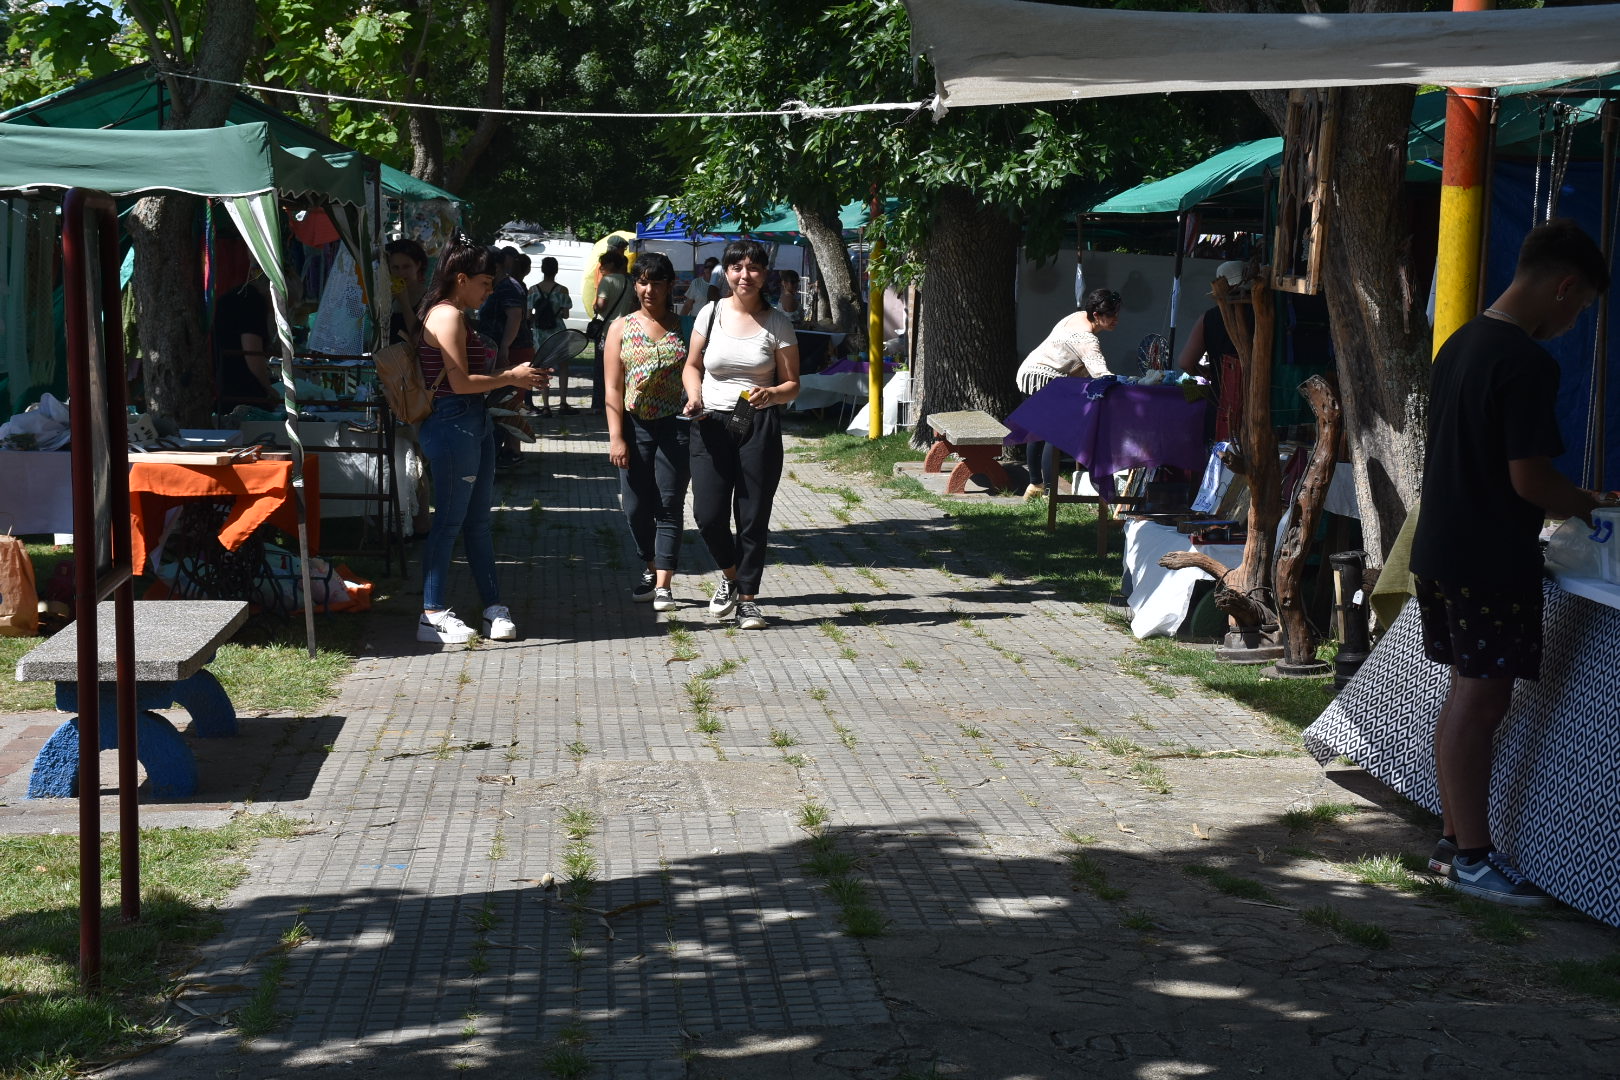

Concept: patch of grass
[[698, 658, 744, 680], [1126, 637, 1337, 738], [559, 808, 599, 841], [1183, 863, 1275, 903], [665, 617, 699, 662], [958, 724, 985, 739], [565, 740, 590, 760], [1455, 896, 1533, 944], [0, 813, 302, 1073], [809, 686, 829, 701], [797, 802, 830, 830], [1300, 904, 1391, 949], [819, 620, 849, 645], [770, 729, 798, 747], [1127, 759, 1172, 794], [540, 1043, 593, 1079], [1120, 909, 1158, 931], [1343, 854, 1423, 891], [900, 657, 922, 673], [854, 566, 887, 591], [783, 753, 809, 768], [235, 951, 291, 1040], [1281, 801, 1362, 831], [838, 646, 859, 661], [1546, 955, 1620, 1001], [1064, 848, 1128, 902]]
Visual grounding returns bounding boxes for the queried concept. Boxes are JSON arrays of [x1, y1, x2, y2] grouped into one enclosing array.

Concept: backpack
[[531, 285, 560, 333], [372, 336, 447, 425]]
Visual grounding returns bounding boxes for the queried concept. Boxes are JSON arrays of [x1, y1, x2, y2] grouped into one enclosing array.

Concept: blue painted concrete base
[[27, 669, 239, 799], [27, 711, 198, 798]]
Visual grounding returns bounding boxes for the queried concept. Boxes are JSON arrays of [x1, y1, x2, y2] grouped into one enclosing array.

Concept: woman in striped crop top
[[603, 252, 690, 611], [414, 243, 550, 646]]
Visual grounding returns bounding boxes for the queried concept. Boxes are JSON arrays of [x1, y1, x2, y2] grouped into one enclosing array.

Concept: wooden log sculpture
[[1274, 375, 1343, 675]]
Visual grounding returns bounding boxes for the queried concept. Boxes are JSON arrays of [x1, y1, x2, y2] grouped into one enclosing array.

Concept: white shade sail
[[903, 0, 1620, 113]]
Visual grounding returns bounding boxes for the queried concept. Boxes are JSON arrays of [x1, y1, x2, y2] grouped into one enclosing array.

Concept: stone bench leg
[[27, 710, 198, 799], [923, 436, 954, 474], [168, 670, 238, 738], [947, 446, 1012, 494]]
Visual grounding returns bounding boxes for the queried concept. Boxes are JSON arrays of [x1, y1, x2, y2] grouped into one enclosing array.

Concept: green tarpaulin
[[0, 64, 461, 204], [1093, 74, 1619, 216], [0, 122, 365, 204], [1090, 138, 1282, 216]]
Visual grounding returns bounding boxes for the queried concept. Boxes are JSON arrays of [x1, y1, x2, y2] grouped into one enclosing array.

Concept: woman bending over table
[[682, 239, 800, 630], [416, 243, 549, 645], [1015, 287, 1120, 499]]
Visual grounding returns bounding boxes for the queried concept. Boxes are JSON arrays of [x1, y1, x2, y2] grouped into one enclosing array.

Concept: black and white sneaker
[[652, 587, 677, 612], [736, 601, 767, 630], [1428, 837, 1458, 876], [631, 569, 657, 602], [708, 578, 739, 618]]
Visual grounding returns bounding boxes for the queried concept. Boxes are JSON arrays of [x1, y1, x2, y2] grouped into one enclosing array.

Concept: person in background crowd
[[415, 243, 549, 645], [774, 268, 802, 323], [385, 238, 429, 345], [603, 252, 690, 612], [385, 237, 434, 536], [1014, 287, 1120, 499], [215, 264, 278, 408], [681, 257, 719, 316], [529, 255, 574, 415], [1175, 260, 1247, 441], [1411, 219, 1614, 907], [681, 239, 800, 630], [479, 247, 531, 468], [593, 249, 638, 413], [708, 254, 732, 302]]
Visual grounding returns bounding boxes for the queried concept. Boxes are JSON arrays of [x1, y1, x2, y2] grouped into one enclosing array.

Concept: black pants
[[619, 413, 690, 571], [690, 405, 783, 595]]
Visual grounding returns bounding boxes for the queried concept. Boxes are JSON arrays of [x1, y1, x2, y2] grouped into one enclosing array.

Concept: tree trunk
[[793, 201, 865, 351], [444, 0, 509, 196], [128, 0, 259, 426], [1320, 85, 1431, 565], [1206, 0, 1431, 566], [128, 197, 212, 425], [410, 108, 447, 188], [1275, 374, 1343, 670], [913, 185, 1021, 443]]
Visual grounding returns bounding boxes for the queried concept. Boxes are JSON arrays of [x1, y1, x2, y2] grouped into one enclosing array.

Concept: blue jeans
[[620, 413, 691, 570], [418, 394, 500, 612]]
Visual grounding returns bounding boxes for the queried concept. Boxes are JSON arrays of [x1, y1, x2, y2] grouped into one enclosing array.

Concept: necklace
[[1484, 307, 1524, 328]]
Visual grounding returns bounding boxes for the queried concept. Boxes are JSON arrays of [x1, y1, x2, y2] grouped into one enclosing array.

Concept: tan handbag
[[372, 336, 447, 425]]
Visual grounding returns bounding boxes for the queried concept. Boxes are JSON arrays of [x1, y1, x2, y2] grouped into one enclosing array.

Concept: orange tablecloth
[[128, 457, 321, 572]]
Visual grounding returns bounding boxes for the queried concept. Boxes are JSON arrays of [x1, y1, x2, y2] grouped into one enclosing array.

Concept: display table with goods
[[1303, 565, 1620, 926], [127, 454, 321, 572]]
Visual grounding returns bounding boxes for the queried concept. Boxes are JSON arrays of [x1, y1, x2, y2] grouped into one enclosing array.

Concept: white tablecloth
[[0, 450, 74, 535], [1122, 519, 1245, 639]]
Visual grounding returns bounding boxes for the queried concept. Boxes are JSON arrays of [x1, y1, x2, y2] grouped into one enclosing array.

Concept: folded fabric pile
[[0, 393, 71, 451]]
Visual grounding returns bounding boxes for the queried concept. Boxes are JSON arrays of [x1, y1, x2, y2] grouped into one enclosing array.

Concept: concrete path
[[7, 410, 1619, 1079]]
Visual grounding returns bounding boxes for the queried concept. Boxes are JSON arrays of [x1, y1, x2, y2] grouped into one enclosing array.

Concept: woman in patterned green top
[[603, 251, 691, 611]]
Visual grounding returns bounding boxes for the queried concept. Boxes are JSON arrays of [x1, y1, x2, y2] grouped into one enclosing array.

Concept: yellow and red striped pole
[[1432, 0, 1495, 355]]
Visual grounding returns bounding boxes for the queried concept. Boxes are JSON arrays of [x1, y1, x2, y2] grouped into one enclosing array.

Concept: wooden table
[[127, 457, 321, 572]]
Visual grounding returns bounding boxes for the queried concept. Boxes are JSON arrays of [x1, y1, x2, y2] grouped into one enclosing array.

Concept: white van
[[495, 228, 596, 334]]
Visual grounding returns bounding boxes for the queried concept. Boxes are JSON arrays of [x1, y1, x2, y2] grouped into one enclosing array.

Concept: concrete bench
[[18, 600, 249, 799], [922, 409, 1013, 494]]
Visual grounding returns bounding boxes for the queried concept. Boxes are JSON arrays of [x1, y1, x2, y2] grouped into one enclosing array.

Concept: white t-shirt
[[694, 301, 798, 411]]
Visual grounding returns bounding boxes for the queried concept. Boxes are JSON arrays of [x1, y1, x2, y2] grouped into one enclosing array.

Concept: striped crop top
[[417, 315, 492, 399]]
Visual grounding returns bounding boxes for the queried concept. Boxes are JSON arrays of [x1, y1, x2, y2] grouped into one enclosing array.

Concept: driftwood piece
[[1274, 375, 1343, 671], [1157, 551, 1271, 627], [1204, 278, 1282, 646]]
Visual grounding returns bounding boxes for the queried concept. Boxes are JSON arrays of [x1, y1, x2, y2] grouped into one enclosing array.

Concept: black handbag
[[585, 317, 605, 343]]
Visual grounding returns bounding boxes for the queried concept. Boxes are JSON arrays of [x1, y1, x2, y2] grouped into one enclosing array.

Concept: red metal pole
[[1433, 0, 1495, 353], [61, 189, 102, 992]]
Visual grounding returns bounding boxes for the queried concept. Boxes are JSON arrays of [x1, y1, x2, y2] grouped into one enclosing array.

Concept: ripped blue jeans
[[418, 393, 500, 613]]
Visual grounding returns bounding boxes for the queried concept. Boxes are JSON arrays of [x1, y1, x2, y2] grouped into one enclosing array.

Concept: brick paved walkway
[[19, 409, 1614, 1078]]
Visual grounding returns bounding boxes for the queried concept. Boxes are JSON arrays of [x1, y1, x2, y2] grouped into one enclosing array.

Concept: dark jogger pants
[[619, 413, 691, 571], [689, 404, 783, 596]]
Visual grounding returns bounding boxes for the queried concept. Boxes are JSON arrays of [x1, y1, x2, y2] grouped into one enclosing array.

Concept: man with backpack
[[529, 256, 574, 415]]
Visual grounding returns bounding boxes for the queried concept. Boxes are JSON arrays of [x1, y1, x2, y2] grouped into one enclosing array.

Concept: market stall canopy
[[0, 64, 462, 204], [1091, 139, 1282, 216], [903, 0, 1620, 112], [0, 122, 364, 204], [637, 213, 729, 243]]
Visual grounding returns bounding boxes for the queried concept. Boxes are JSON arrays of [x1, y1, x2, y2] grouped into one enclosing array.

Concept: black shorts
[[1413, 575, 1544, 681]]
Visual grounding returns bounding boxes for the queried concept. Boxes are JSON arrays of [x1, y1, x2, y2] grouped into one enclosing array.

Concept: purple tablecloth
[[1003, 378, 1209, 499]]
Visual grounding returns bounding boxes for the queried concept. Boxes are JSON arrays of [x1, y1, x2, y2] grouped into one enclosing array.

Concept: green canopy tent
[[0, 121, 370, 654], [0, 64, 463, 354]]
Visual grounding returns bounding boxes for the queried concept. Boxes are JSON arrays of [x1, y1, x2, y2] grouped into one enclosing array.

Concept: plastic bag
[[1544, 516, 1605, 579]]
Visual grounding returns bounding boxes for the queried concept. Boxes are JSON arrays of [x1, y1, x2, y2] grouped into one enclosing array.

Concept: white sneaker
[[419, 609, 473, 644], [652, 586, 678, 612], [708, 577, 739, 618], [482, 604, 518, 641]]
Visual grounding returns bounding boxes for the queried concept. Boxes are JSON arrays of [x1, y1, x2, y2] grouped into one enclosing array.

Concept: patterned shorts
[[1413, 575, 1544, 681]]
